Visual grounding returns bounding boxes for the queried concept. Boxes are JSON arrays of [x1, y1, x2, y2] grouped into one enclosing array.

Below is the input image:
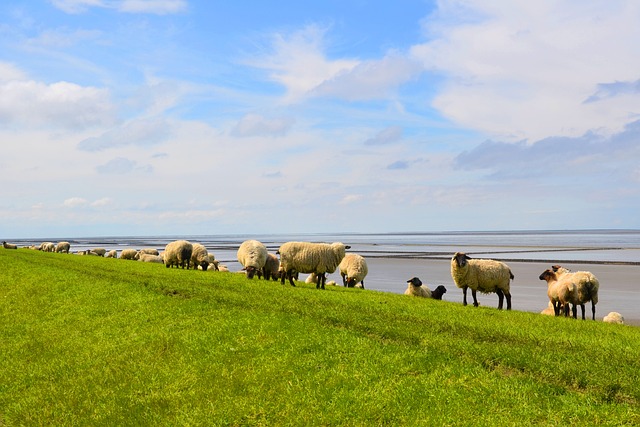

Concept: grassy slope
[[1, 249, 639, 426]]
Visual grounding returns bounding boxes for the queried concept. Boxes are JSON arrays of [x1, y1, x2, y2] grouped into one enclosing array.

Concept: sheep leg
[[496, 288, 504, 310], [341, 273, 347, 287], [317, 273, 326, 290], [591, 302, 596, 321], [579, 304, 586, 320], [553, 301, 560, 316], [360, 280, 365, 289], [571, 304, 577, 319], [471, 289, 479, 307], [462, 286, 468, 306], [505, 292, 512, 310]]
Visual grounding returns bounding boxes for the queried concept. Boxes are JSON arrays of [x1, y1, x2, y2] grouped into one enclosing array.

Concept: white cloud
[[411, 0, 640, 141], [0, 62, 27, 82], [63, 197, 89, 208], [231, 114, 295, 137], [78, 117, 172, 151], [50, 0, 187, 14], [0, 79, 115, 129]]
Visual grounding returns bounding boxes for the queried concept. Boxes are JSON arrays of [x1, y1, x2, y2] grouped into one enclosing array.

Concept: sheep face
[[539, 269, 555, 282], [245, 266, 259, 279], [452, 252, 471, 268], [407, 277, 422, 287]]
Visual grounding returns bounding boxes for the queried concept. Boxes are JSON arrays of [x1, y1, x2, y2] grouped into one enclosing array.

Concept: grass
[[1, 248, 639, 426]]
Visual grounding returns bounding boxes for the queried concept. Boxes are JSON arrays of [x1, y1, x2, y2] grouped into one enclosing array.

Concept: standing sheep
[[2, 241, 18, 249], [263, 253, 280, 281], [237, 240, 268, 279], [105, 249, 118, 258], [450, 252, 513, 310], [39, 242, 55, 252], [90, 248, 107, 257], [55, 241, 71, 253], [120, 249, 138, 260], [277, 242, 350, 289], [163, 240, 193, 269], [190, 243, 210, 271], [551, 265, 599, 321], [539, 269, 579, 318], [339, 253, 368, 289]]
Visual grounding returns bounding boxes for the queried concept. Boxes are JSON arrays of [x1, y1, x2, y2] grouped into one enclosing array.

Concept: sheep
[[339, 253, 368, 289], [2, 241, 18, 249], [190, 243, 210, 271], [430, 285, 447, 300], [119, 249, 138, 260], [539, 268, 579, 318], [263, 253, 280, 281], [55, 241, 71, 253], [137, 253, 163, 263], [105, 249, 117, 258], [139, 248, 160, 256], [404, 277, 431, 297], [277, 241, 350, 289], [603, 312, 624, 324], [39, 242, 55, 252], [90, 248, 106, 257], [163, 240, 193, 269], [450, 252, 513, 310], [551, 265, 599, 321], [237, 240, 268, 279]]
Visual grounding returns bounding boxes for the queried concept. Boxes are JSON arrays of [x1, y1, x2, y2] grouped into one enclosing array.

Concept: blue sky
[[2, 0, 640, 238]]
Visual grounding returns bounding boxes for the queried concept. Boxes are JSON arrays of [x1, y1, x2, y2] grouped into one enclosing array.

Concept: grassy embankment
[[1, 248, 639, 426]]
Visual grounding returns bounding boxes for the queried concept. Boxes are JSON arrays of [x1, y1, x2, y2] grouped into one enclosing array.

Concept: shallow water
[[12, 230, 640, 324]]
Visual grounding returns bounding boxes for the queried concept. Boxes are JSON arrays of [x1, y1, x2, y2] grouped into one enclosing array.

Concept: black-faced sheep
[[339, 253, 368, 288], [2, 241, 18, 249], [163, 240, 193, 269], [450, 252, 513, 310], [237, 240, 268, 279], [277, 242, 350, 289], [404, 277, 431, 297], [551, 265, 599, 320], [539, 268, 578, 318], [190, 243, 210, 271]]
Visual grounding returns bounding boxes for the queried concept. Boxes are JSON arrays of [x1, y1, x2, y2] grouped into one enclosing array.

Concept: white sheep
[[263, 253, 280, 281], [90, 248, 107, 257], [277, 241, 350, 289], [139, 248, 160, 256], [39, 242, 55, 252], [539, 268, 579, 318], [190, 243, 210, 271], [603, 312, 624, 324], [137, 253, 164, 263], [119, 249, 138, 260], [105, 249, 117, 258], [237, 240, 268, 279], [551, 265, 599, 320], [55, 241, 71, 253], [404, 277, 431, 297], [163, 240, 193, 269], [450, 252, 513, 310], [339, 253, 368, 289], [2, 241, 18, 249]]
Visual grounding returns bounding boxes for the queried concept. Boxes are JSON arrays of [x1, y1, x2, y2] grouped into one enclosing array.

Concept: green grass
[[1, 248, 639, 426]]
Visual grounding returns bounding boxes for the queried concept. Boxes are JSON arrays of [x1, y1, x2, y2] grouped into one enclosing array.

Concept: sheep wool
[[450, 252, 513, 310], [163, 240, 193, 269], [120, 249, 138, 260], [339, 253, 368, 288], [105, 249, 118, 258], [237, 240, 268, 279], [603, 312, 624, 324], [539, 269, 579, 318], [263, 253, 280, 281], [90, 248, 107, 257], [55, 241, 71, 253], [551, 265, 599, 320], [277, 241, 350, 289], [138, 253, 163, 263], [404, 277, 431, 298], [190, 243, 210, 271]]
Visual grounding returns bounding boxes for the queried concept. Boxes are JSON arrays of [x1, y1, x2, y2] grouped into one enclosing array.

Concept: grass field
[[1, 248, 639, 426]]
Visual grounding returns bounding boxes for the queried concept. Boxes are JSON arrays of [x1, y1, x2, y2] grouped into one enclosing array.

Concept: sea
[[11, 230, 640, 324]]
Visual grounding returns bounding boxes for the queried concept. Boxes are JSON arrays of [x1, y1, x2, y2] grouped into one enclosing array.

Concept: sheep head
[[539, 269, 557, 282], [431, 285, 447, 300], [407, 277, 422, 287], [452, 252, 471, 268]]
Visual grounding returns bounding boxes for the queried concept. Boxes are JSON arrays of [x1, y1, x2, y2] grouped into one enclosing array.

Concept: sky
[[1, 0, 640, 238]]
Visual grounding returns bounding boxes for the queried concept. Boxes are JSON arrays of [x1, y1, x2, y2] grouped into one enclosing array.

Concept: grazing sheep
[[551, 265, 599, 320], [139, 248, 160, 256], [190, 243, 210, 271], [339, 253, 368, 289], [39, 242, 55, 252], [55, 241, 71, 253], [90, 248, 107, 257], [120, 249, 139, 260], [138, 253, 163, 263], [263, 253, 280, 281], [163, 240, 193, 269], [404, 277, 431, 297], [277, 242, 350, 289], [430, 285, 447, 300], [237, 240, 268, 279], [2, 241, 18, 249], [450, 252, 513, 310], [539, 269, 579, 318], [105, 249, 117, 258], [603, 312, 624, 324]]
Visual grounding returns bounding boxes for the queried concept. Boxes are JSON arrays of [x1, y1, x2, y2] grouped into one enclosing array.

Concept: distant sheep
[[190, 243, 210, 271], [237, 240, 268, 279], [551, 265, 599, 320], [603, 312, 624, 324], [55, 241, 71, 253], [339, 253, 368, 289], [404, 277, 431, 298], [2, 241, 18, 249], [263, 253, 280, 281], [163, 240, 193, 269], [138, 253, 163, 263], [450, 252, 513, 310], [277, 241, 350, 289], [39, 242, 55, 252], [105, 250, 117, 258], [539, 268, 579, 318], [90, 248, 106, 257], [120, 249, 138, 260], [139, 248, 160, 256]]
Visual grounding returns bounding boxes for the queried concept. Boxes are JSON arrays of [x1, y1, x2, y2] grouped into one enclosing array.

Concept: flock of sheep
[[2, 239, 624, 324]]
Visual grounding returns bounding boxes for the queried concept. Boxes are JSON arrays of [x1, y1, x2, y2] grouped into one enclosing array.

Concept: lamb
[[277, 241, 350, 289], [237, 240, 268, 279], [163, 240, 193, 269], [263, 253, 280, 281], [603, 312, 624, 324], [539, 268, 579, 318], [119, 249, 139, 260], [2, 241, 18, 249], [55, 241, 71, 253], [105, 249, 118, 258], [450, 252, 513, 310], [339, 253, 368, 289], [430, 285, 447, 300], [190, 243, 210, 271], [551, 265, 599, 321], [137, 253, 163, 263]]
